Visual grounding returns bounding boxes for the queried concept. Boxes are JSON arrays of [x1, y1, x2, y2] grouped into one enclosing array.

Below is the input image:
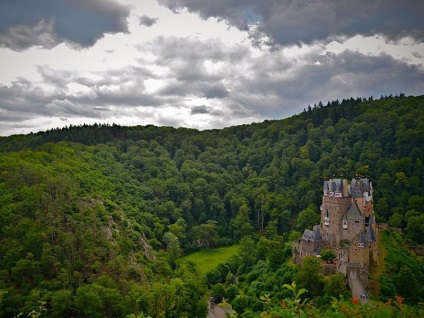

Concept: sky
[[0, 0, 423, 136]]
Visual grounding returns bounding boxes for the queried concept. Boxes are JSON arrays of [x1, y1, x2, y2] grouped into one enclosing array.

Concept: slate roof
[[331, 179, 343, 193], [351, 178, 371, 197], [358, 231, 366, 244], [346, 202, 363, 220], [323, 180, 329, 193], [301, 225, 324, 242], [365, 223, 376, 242]]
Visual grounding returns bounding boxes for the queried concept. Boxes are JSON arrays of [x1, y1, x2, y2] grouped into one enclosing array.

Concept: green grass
[[183, 245, 240, 275]]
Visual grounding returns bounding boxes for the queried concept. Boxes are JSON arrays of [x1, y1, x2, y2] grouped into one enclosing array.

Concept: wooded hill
[[0, 94, 423, 316]]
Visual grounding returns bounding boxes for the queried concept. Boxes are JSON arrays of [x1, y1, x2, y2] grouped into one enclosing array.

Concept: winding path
[[207, 303, 230, 318], [349, 271, 368, 304]]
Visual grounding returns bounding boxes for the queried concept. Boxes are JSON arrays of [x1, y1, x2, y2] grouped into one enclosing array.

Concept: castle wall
[[348, 236, 370, 268], [342, 219, 364, 242], [300, 240, 325, 256]]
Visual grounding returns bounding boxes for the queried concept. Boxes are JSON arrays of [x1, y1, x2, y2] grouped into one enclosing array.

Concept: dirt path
[[207, 303, 232, 318]]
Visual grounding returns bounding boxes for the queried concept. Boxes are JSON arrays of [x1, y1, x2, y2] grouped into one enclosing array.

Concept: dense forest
[[0, 95, 423, 317]]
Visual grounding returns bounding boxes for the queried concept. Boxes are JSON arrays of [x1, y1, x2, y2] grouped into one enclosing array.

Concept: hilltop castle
[[295, 177, 379, 279]]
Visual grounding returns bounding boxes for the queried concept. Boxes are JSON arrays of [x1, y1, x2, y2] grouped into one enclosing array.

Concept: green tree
[[51, 289, 73, 317], [320, 249, 336, 263], [294, 257, 324, 298], [163, 232, 181, 269], [211, 283, 226, 302], [404, 210, 424, 244], [324, 274, 346, 298], [238, 236, 257, 272], [191, 220, 219, 248], [295, 205, 320, 231]]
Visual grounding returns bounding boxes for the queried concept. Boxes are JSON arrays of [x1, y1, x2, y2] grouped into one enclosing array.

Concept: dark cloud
[[145, 36, 424, 119], [190, 105, 224, 116], [0, 0, 130, 51], [230, 50, 424, 118], [139, 15, 158, 27], [93, 107, 110, 112], [159, 81, 229, 99], [191, 105, 210, 114], [412, 51, 423, 59], [158, 0, 424, 46]]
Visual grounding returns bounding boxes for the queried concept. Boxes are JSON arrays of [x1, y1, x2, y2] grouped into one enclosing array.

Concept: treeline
[[0, 94, 423, 316]]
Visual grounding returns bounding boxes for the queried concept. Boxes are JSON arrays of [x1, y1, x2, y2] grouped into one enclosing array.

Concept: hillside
[[0, 94, 423, 316]]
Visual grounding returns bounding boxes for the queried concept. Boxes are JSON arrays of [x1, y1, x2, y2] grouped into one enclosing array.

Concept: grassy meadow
[[183, 245, 240, 275]]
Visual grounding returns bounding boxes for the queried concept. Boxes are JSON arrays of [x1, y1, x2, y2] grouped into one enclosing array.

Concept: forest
[[0, 94, 423, 317]]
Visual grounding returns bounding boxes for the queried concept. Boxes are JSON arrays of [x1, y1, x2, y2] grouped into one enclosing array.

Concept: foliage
[[248, 284, 424, 317], [378, 229, 424, 304], [294, 257, 324, 298], [320, 249, 336, 263]]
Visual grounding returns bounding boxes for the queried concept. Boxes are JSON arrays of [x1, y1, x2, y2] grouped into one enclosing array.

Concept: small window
[[355, 221, 359, 223]]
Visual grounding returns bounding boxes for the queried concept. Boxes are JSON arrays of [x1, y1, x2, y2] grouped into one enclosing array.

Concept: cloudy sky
[[0, 0, 423, 136]]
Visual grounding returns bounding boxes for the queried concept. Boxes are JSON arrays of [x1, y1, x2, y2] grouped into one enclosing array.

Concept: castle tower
[[320, 178, 352, 246], [320, 177, 375, 247]]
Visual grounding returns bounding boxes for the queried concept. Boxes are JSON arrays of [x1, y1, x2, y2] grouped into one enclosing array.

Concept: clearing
[[183, 245, 240, 275]]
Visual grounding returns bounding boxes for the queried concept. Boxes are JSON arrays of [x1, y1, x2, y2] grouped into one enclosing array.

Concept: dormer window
[[324, 210, 329, 226], [343, 220, 348, 229]]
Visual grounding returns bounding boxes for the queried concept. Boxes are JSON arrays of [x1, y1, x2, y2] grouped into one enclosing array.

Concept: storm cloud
[[0, 0, 130, 50], [139, 15, 159, 27], [158, 0, 424, 46]]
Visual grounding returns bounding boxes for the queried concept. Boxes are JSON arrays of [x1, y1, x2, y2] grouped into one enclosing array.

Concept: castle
[[294, 177, 379, 283]]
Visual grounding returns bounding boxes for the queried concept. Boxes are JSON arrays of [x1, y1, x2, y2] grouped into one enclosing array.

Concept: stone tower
[[320, 178, 374, 247]]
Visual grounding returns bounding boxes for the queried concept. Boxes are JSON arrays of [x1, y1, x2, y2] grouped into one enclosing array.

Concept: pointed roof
[[301, 225, 324, 242], [351, 178, 372, 197], [331, 179, 343, 193], [365, 223, 376, 242], [351, 180, 363, 197], [358, 231, 365, 244], [346, 202, 363, 220], [360, 178, 371, 192], [323, 180, 329, 193]]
